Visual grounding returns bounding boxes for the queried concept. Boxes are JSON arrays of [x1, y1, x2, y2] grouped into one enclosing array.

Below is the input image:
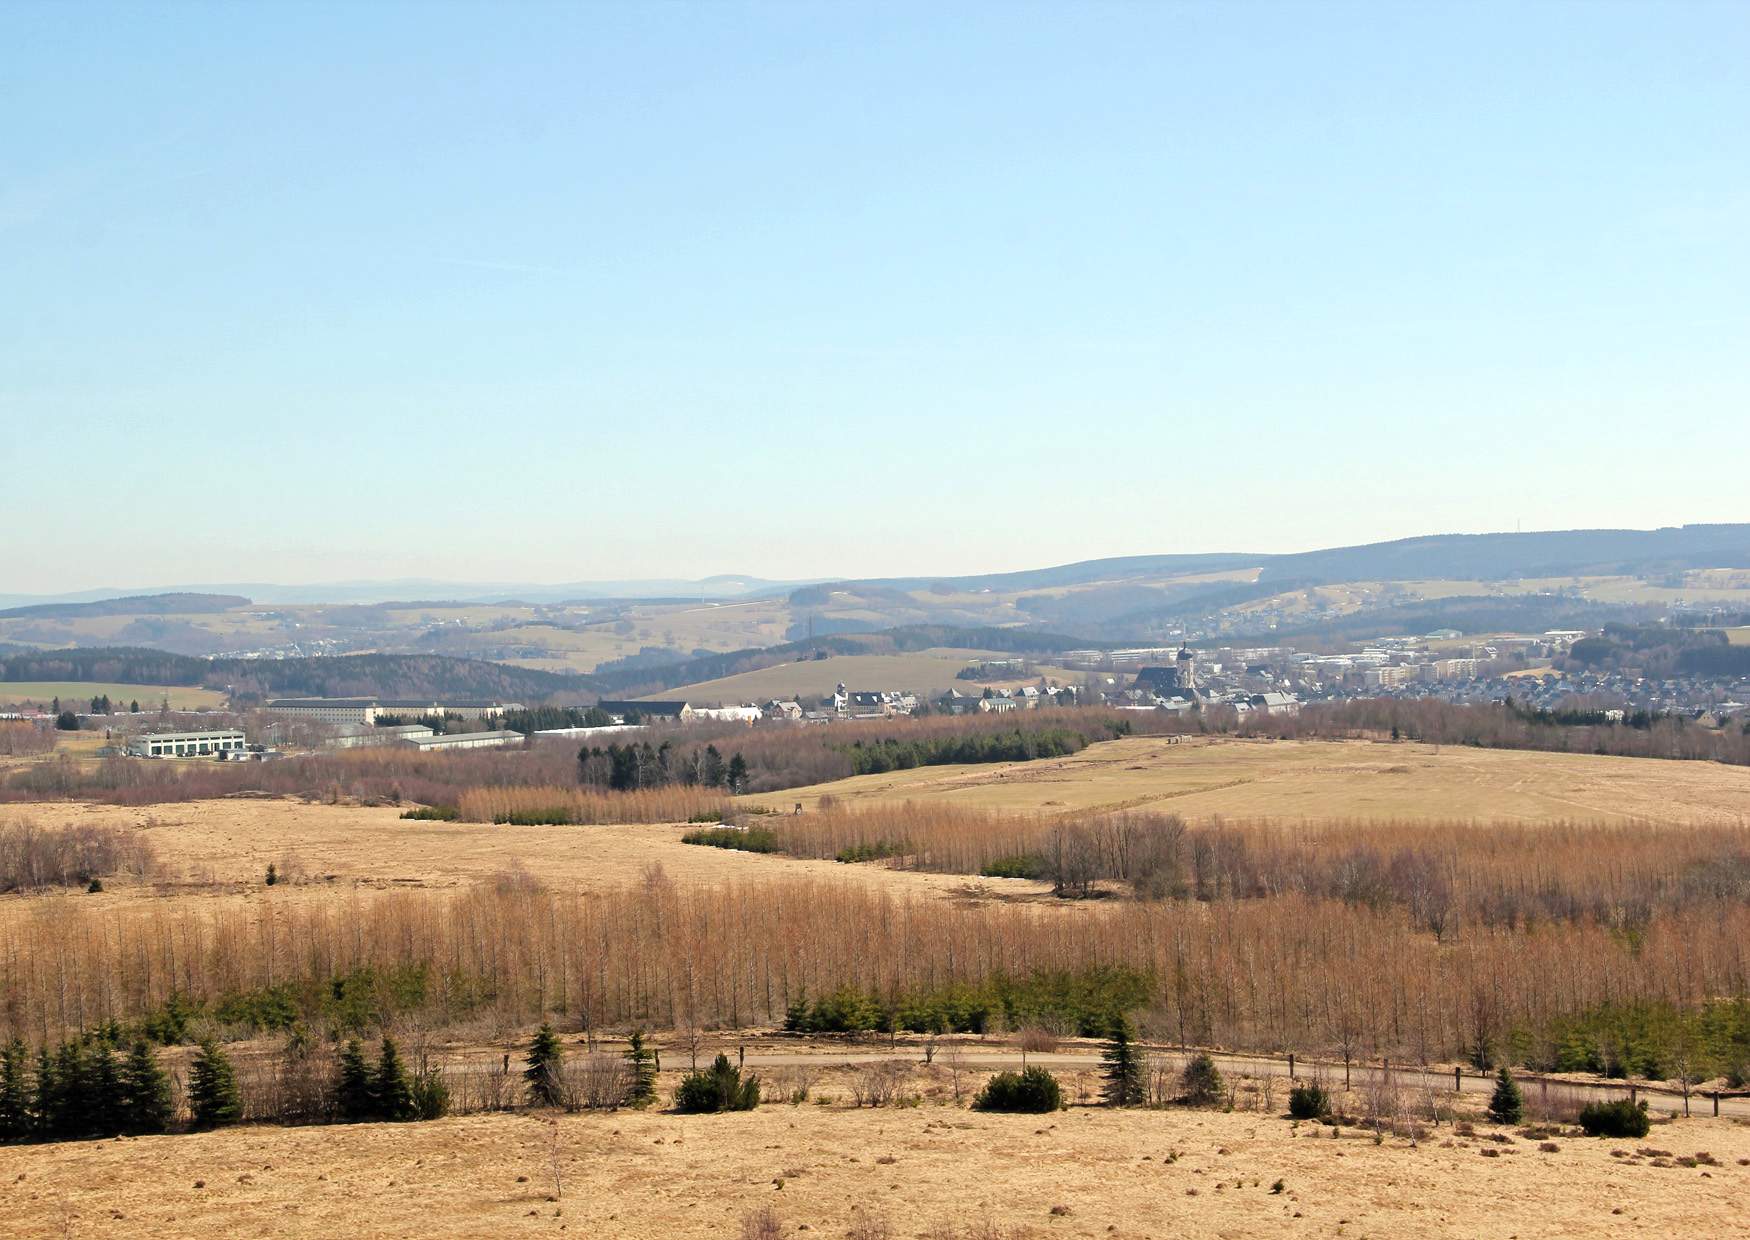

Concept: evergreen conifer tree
[[188, 1041, 241, 1128], [372, 1036, 416, 1121], [625, 1030, 657, 1108], [1488, 1064, 1524, 1125], [726, 753, 749, 793], [525, 1023, 564, 1108], [31, 1049, 57, 1139], [409, 1065, 450, 1121], [336, 1039, 375, 1122], [49, 1040, 89, 1139], [1100, 1015, 1144, 1107], [119, 1042, 172, 1135], [0, 1039, 31, 1142], [89, 1043, 125, 1138]]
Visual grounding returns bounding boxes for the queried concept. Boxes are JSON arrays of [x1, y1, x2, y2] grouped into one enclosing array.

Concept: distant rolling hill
[[807, 524, 1750, 599], [0, 592, 249, 620], [6, 526, 1747, 677], [1255, 525, 1750, 585], [0, 648, 589, 703]]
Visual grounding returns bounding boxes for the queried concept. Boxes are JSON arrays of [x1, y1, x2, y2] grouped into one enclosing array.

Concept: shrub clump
[[972, 1066, 1062, 1113], [399, 805, 460, 821], [1288, 1082, 1331, 1120], [681, 827, 781, 853], [674, 1054, 761, 1113], [1179, 1053, 1224, 1106], [1577, 1099, 1651, 1138], [980, 855, 1046, 880], [834, 841, 903, 864]]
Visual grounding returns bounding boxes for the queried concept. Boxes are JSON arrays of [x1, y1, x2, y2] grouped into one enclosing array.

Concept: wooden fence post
[[1455, 1065, 1462, 1093], [1288, 1053, 1295, 1079], [1713, 1092, 1720, 1117]]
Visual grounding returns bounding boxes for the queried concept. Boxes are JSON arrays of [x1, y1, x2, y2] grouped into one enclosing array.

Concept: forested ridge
[[0, 648, 586, 702]]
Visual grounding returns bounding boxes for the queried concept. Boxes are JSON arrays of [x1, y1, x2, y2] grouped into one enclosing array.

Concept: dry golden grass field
[[5, 1102, 1747, 1239], [10, 735, 1750, 1238], [6, 736, 1749, 916], [747, 736, 1750, 824], [0, 797, 1015, 908]]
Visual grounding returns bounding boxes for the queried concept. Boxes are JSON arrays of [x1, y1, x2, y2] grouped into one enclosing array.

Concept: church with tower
[[1132, 646, 1203, 703]]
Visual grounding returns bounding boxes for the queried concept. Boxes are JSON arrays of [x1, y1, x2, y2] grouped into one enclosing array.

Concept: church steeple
[[1175, 645, 1196, 690]]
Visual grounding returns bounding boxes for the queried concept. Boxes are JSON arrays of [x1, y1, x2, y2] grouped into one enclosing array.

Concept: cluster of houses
[[1346, 663, 1750, 724], [1093, 630, 1750, 726], [1095, 646, 1303, 718], [592, 680, 1084, 728]]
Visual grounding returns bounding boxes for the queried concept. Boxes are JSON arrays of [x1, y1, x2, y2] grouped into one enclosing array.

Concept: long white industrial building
[[126, 729, 247, 758]]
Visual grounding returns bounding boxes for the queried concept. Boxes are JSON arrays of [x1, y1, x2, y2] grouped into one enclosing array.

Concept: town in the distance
[[6, 524, 1747, 759]]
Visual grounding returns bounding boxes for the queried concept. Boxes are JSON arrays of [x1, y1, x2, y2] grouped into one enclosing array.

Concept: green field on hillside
[[0, 681, 227, 710]]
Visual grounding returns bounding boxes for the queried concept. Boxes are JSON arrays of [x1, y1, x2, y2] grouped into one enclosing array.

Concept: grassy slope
[[745, 736, 1750, 824], [0, 681, 226, 709], [2, 1103, 1743, 1239]]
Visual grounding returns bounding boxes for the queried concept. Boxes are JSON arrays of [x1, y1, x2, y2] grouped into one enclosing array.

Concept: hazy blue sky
[[4, 1, 1746, 593]]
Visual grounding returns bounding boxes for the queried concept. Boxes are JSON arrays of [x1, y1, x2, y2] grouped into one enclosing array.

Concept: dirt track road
[[733, 1045, 1750, 1120]]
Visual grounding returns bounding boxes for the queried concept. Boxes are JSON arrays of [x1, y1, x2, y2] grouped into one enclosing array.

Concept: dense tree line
[[0, 1034, 175, 1142], [757, 806, 1750, 931], [0, 647, 587, 702], [0, 647, 207, 686], [840, 726, 1096, 775], [1211, 699, 1750, 767], [10, 873, 1750, 1093], [1564, 622, 1747, 679], [782, 968, 1151, 1038], [579, 741, 747, 792], [500, 705, 613, 735], [214, 652, 583, 703]]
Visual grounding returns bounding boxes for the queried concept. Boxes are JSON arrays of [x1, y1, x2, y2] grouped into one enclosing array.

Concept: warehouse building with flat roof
[[127, 728, 247, 758], [400, 729, 524, 752], [265, 698, 520, 724]]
